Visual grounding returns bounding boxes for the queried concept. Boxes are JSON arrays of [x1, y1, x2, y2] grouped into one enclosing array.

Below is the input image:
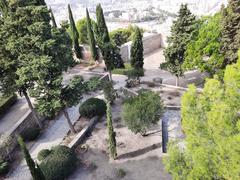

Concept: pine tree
[[130, 27, 144, 70], [18, 137, 45, 180], [68, 4, 82, 59], [106, 102, 117, 159], [86, 8, 98, 61], [164, 52, 240, 179], [50, 7, 57, 28], [161, 4, 197, 86], [221, 0, 240, 67], [95, 4, 124, 69]]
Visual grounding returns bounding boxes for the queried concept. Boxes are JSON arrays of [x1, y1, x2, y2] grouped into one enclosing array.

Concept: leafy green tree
[[164, 53, 240, 179], [95, 4, 124, 69], [50, 7, 57, 28], [106, 102, 117, 159], [103, 81, 116, 104], [130, 27, 144, 70], [183, 13, 224, 76], [122, 90, 164, 135], [0, 1, 73, 129], [37, 76, 85, 133], [221, 0, 240, 67], [18, 137, 45, 180], [161, 4, 197, 86], [86, 9, 98, 61], [68, 4, 82, 59]]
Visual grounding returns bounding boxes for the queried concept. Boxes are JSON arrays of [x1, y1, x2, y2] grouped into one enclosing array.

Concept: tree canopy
[[183, 13, 224, 76], [164, 52, 240, 179]]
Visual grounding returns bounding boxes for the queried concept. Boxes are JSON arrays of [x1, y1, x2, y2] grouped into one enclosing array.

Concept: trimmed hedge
[[40, 145, 77, 180], [79, 98, 106, 118], [0, 94, 17, 117], [37, 149, 52, 161], [21, 127, 40, 141]]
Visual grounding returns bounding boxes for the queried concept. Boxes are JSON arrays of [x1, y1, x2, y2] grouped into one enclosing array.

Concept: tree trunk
[[63, 109, 76, 134], [109, 71, 113, 82], [23, 91, 42, 129], [176, 76, 179, 87]]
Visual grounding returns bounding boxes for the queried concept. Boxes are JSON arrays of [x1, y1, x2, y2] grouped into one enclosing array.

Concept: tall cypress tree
[[130, 27, 144, 70], [106, 101, 117, 159], [86, 8, 98, 61], [95, 4, 124, 69], [96, 4, 110, 44], [221, 0, 240, 67], [50, 7, 57, 28], [0, 0, 8, 17], [161, 4, 197, 86], [68, 4, 82, 59], [18, 137, 45, 180]]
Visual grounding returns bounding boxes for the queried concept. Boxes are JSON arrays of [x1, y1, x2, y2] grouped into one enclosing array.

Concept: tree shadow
[[117, 143, 161, 160]]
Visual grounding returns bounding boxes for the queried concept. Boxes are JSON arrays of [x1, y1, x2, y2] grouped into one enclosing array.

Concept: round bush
[[79, 98, 107, 118], [21, 127, 40, 141], [40, 145, 77, 180], [0, 159, 9, 175], [37, 149, 52, 161]]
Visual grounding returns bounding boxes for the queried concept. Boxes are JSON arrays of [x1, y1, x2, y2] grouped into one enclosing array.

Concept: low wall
[[68, 116, 99, 150], [0, 111, 44, 159]]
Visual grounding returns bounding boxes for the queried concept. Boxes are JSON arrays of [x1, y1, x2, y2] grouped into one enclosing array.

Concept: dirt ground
[[69, 98, 182, 180]]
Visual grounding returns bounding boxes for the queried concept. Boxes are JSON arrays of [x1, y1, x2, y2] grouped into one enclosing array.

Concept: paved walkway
[[0, 97, 29, 134]]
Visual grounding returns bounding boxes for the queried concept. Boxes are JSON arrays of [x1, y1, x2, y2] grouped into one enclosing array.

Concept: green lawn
[[112, 63, 133, 75]]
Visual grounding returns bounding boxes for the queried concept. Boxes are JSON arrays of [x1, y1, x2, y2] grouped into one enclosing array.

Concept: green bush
[[85, 76, 102, 92], [79, 98, 106, 118], [21, 127, 40, 141], [0, 159, 9, 175], [37, 149, 52, 161], [122, 90, 164, 135], [40, 145, 77, 180], [116, 168, 126, 178], [0, 94, 17, 117]]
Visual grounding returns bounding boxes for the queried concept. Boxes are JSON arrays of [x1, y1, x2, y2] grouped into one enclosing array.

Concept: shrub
[[0, 94, 17, 117], [21, 127, 40, 141], [0, 159, 9, 175], [79, 98, 106, 118], [40, 145, 77, 180], [37, 149, 52, 161], [122, 90, 164, 135], [116, 168, 126, 178], [85, 76, 102, 92]]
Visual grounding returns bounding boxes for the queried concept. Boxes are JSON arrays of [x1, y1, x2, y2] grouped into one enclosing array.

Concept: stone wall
[[81, 33, 162, 62], [120, 33, 162, 62]]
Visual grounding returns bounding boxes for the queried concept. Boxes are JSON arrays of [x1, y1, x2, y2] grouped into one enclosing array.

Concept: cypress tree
[[221, 0, 240, 67], [95, 4, 124, 68], [130, 27, 144, 70], [106, 101, 117, 159], [68, 4, 82, 59], [18, 137, 45, 180], [86, 8, 98, 61], [96, 4, 110, 44], [50, 7, 57, 28], [161, 4, 197, 86]]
